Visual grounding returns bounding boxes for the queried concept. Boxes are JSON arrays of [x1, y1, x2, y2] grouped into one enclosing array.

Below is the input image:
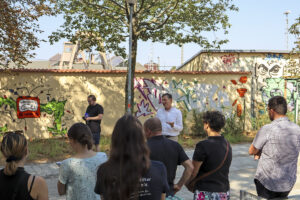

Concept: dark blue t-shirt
[[95, 160, 169, 200]]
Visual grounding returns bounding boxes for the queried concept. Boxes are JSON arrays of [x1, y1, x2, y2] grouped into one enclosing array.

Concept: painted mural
[[262, 78, 299, 112], [0, 81, 74, 136], [134, 78, 242, 118]]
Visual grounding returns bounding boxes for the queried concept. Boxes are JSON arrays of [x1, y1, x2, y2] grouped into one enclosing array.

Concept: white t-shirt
[[156, 107, 183, 137], [59, 152, 107, 200]]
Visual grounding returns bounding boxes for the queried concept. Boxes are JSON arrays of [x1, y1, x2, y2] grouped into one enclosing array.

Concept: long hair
[[100, 115, 150, 200], [0, 132, 27, 176]]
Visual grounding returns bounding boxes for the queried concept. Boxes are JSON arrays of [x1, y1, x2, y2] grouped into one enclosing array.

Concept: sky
[[32, 0, 300, 67]]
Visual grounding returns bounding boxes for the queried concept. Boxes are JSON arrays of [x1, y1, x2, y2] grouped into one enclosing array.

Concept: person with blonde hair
[[0, 131, 48, 200]]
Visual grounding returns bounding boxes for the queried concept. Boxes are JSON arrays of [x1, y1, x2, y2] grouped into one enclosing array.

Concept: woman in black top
[[94, 114, 169, 200], [187, 111, 232, 200], [0, 131, 48, 200]]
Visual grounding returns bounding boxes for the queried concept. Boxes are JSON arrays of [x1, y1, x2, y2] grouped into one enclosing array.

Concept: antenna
[[284, 10, 291, 50]]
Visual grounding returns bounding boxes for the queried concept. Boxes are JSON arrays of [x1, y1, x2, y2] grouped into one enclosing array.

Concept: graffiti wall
[[0, 70, 251, 138], [179, 51, 300, 122]]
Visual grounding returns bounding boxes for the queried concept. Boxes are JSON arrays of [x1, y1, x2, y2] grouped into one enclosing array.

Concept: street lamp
[[126, 0, 136, 114]]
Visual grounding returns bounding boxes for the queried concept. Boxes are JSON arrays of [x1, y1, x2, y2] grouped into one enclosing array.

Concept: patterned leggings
[[194, 190, 230, 200]]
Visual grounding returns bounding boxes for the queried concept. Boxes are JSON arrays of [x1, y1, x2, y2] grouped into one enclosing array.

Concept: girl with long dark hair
[[95, 115, 169, 200]]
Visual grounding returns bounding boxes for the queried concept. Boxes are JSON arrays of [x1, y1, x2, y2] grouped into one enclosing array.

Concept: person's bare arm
[[86, 114, 103, 121], [33, 176, 49, 200], [57, 181, 66, 196], [174, 159, 194, 193], [249, 144, 261, 160], [186, 160, 203, 186], [161, 193, 166, 200]]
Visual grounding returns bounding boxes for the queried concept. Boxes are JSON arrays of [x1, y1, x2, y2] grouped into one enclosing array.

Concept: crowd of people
[[0, 94, 299, 200]]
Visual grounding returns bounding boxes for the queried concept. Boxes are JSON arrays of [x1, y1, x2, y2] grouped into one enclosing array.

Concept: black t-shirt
[[85, 104, 104, 133], [192, 136, 232, 192], [95, 160, 169, 200], [0, 167, 34, 200], [147, 135, 189, 196]]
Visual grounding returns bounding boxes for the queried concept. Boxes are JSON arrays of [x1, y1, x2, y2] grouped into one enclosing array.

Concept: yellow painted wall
[[0, 71, 251, 138]]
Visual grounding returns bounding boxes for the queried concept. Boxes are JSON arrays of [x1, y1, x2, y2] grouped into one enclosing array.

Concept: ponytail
[[1, 131, 27, 176]]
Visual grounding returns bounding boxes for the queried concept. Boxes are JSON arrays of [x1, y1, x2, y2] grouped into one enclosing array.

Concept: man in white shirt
[[156, 93, 183, 141]]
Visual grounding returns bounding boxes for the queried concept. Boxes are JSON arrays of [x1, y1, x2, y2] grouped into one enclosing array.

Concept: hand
[[254, 151, 261, 160], [167, 122, 174, 127], [86, 117, 91, 121], [173, 184, 182, 194]]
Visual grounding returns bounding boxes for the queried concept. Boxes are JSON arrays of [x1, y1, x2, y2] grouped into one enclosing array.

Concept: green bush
[[178, 106, 188, 135], [191, 110, 206, 137], [222, 113, 244, 136]]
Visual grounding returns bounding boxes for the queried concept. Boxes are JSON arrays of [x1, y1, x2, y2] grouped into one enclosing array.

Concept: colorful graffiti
[[230, 76, 248, 116], [221, 54, 237, 66], [0, 82, 74, 136], [262, 78, 299, 112], [265, 53, 283, 61], [134, 78, 232, 118]]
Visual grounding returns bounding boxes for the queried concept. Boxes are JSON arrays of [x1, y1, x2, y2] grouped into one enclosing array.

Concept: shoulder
[[172, 107, 181, 114], [150, 160, 165, 169], [96, 152, 108, 161], [257, 123, 272, 134], [31, 176, 48, 196], [157, 108, 163, 113], [96, 104, 103, 109]]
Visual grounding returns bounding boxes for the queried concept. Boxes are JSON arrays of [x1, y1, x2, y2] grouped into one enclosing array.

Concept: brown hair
[[88, 95, 96, 101], [67, 123, 93, 150], [144, 117, 162, 133], [0, 131, 27, 176], [98, 115, 150, 200]]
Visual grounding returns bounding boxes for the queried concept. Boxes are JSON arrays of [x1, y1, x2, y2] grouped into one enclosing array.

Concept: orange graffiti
[[232, 99, 237, 106], [237, 88, 247, 97], [231, 80, 237, 85], [237, 104, 242, 117], [239, 76, 247, 84]]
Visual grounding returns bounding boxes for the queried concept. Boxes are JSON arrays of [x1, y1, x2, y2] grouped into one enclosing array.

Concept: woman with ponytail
[[57, 122, 107, 200], [0, 131, 48, 200]]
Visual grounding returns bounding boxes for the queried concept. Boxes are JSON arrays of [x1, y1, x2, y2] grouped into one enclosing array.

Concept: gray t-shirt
[[59, 152, 107, 200], [253, 117, 300, 192]]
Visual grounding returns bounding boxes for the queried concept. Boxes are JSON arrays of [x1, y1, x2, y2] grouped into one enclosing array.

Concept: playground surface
[[3, 143, 300, 200]]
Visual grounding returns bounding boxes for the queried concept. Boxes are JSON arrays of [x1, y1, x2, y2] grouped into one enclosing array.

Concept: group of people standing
[[0, 94, 299, 200]]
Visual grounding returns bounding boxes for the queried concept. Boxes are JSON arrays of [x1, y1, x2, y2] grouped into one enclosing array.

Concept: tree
[[50, 0, 238, 113], [0, 0, 55, 68], [286, 16, 300, 77]]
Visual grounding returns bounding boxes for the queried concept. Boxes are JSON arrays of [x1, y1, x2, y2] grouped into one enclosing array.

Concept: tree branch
[[138, 0, 180, 32], [108, 0, 125, 10]]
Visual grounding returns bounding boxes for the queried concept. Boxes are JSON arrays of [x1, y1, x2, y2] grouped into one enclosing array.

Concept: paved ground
[[3, 143, 300, 200]]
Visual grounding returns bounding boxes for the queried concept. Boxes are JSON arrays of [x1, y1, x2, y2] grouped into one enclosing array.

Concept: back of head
[[68, 123, 93, 150], [203, 111, 225, 132], [268, 96, 287, 115], [0, 131, 27, 176], [144, 117, 162, 135], [105, 114, 150, 200]]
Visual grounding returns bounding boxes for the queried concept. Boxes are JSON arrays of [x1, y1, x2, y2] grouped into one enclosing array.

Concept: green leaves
[[0, 0, 56, 68], [50, 0, 238, 57]]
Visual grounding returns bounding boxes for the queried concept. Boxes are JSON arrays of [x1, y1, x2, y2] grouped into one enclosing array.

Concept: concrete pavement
[[2, 143, 300, 199]]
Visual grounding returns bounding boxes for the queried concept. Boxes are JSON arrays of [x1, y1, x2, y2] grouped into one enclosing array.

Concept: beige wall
[[0, 71, 251, 138]]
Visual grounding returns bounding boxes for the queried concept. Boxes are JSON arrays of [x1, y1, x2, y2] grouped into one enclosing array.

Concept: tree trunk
[[124, 34, 137, 114]]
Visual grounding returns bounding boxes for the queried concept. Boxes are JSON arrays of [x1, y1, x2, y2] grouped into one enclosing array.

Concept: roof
[[0, 68, 251, 75], [177, 49, 293, 70]]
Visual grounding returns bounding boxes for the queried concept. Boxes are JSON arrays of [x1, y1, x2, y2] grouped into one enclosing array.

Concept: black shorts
[[92, 132, 101, 145], [254, 179, 290, 199]]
